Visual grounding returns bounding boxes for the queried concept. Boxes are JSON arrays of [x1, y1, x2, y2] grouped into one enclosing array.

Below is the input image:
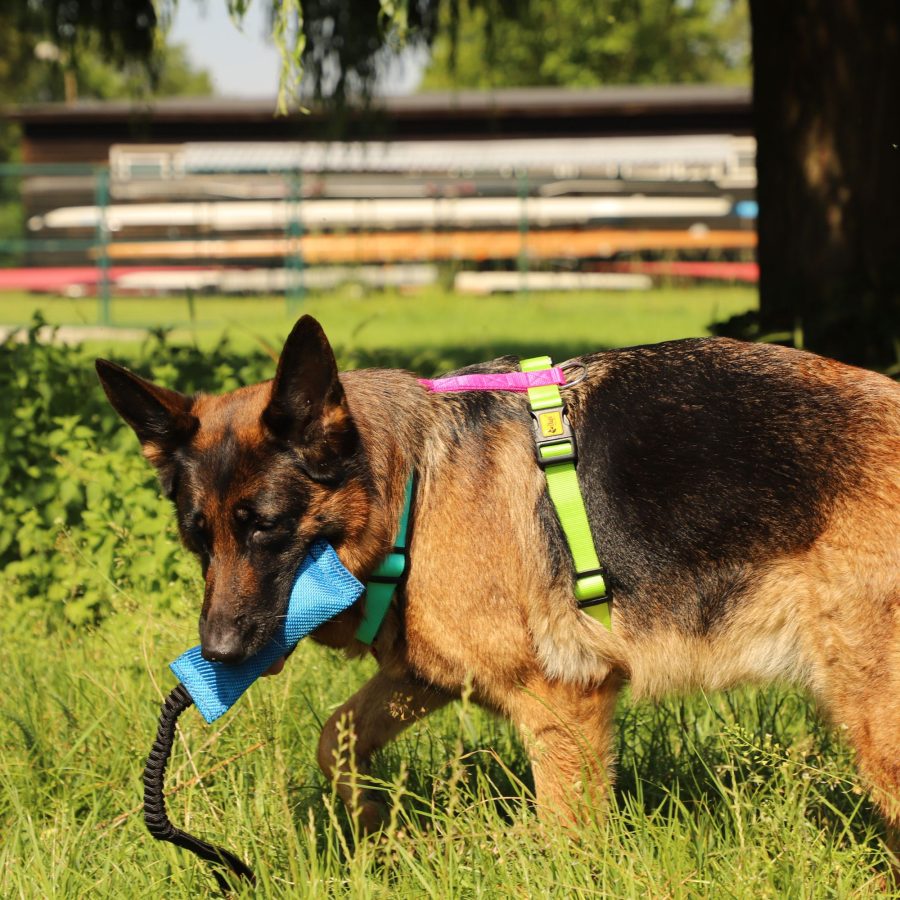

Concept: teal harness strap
[[520, 356, 612, 630], [355, 473, 415, 644]]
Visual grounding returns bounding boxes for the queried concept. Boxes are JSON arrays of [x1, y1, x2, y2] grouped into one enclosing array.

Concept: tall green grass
[[1, 614, 893, 898]]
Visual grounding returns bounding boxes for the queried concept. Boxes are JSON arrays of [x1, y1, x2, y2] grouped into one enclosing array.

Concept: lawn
[[0, 284, 755, 361], [2, 285, 897, 898], [3, 618, 890, 898]]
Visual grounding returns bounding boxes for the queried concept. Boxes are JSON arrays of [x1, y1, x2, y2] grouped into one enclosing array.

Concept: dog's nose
[[200, 620, 248, 664]]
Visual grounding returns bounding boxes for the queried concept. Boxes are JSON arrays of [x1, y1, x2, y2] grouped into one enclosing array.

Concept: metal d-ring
[[560, 359, 587, 389]]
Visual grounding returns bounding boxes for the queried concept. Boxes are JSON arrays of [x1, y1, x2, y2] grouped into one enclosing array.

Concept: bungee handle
[[143, 683, 255, 891]]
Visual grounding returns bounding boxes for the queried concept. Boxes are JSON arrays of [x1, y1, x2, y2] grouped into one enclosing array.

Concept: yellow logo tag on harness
[[538, 410, 564, 437]]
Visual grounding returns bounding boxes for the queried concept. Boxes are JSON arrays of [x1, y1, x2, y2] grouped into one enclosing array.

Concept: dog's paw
[[356, 798, 389, 835]]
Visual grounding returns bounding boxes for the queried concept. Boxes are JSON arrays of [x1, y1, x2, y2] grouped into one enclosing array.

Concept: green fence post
[[94, 166, 111, 326], [286, 170, 304, 316], [518, 168, 529, 296]]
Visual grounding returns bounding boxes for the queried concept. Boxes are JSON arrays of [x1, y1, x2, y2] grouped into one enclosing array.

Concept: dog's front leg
[[506, 672, 623, 826], [317, 668, 454, 832]]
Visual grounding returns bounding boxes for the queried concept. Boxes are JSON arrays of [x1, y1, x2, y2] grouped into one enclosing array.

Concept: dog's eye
[[249, 518, 293, 549], [246, 514, 270, 535], [185, 512, 212, 556]]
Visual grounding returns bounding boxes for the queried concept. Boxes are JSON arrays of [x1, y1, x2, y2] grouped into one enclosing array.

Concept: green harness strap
[[520, 356, 612, 630], [355, 474, 415, 644]]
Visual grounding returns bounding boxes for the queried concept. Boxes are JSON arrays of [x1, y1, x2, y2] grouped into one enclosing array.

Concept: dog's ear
[[262, 315, 359, 484], [95, 359, 198, 494]]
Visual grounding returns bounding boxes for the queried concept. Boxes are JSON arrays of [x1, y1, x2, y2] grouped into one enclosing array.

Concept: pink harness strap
[[419, 368, 566, 394]]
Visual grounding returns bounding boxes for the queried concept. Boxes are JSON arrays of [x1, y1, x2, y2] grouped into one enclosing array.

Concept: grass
[[0, 285, 755, 360], [3, 284, 898, 897], [1, 610, 894, 898]]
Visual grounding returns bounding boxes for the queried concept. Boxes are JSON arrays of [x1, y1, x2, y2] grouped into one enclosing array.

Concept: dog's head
[[96, 316, 369, 663]]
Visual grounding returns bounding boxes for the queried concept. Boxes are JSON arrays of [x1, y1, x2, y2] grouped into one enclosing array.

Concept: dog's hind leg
[[505, 671, 623, 826], [805, 583, 900, 868], [800, 481, 900, 868], [836, 652, 900, 852], [317, 669, 455, 833], [818, 652, 900, 872]]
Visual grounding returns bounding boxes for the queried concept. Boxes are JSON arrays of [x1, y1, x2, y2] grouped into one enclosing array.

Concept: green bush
[[0, 319, 281, 627]]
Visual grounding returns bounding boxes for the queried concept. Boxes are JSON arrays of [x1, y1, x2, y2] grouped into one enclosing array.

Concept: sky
[[167, 0, 425, 98], [167, 1, 282, 97]]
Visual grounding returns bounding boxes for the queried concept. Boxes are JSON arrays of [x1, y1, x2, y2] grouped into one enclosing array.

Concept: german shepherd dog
[[96, 316, 900, 848]]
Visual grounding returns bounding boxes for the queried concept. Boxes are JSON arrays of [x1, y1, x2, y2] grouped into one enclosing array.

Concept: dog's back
[[568, 338, 899, 646]]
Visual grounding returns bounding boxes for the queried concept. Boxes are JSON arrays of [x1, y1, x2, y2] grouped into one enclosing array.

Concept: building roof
[[10, 84, 750, 122]]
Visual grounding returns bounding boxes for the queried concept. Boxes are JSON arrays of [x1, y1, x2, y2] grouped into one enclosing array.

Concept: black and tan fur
[[96, 316, 900, 847]]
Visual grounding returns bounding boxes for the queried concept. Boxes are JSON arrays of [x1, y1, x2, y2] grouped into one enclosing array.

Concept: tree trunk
[[749, 0, 900, 370]]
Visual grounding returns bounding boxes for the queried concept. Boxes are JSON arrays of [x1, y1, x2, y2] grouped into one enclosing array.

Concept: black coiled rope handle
[[143, 683, 256, 892]]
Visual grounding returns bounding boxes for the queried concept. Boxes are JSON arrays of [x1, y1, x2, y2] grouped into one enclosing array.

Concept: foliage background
[[421, 0, 749, 90]]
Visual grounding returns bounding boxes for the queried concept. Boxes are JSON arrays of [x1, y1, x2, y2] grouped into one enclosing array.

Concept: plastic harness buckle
[[531, 404, 578, 468]]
